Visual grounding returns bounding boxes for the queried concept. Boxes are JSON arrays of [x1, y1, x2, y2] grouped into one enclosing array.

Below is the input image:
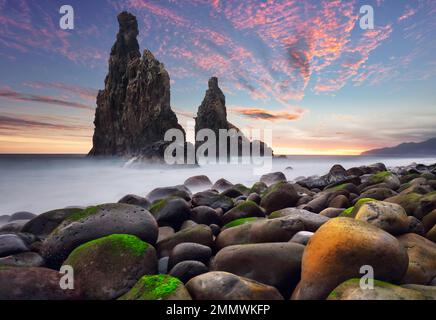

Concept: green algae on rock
[[119, 274, 191, 300], [223, 217, 262, 229], [328, 278, 426, 300], [63, 234, 157, 300]]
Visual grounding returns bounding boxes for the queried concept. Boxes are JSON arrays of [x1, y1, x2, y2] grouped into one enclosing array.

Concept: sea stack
[[89, 12, 184, 158], [195, 77, 272, 158]]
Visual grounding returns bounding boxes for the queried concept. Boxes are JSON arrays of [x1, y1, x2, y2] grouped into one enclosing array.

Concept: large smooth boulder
[[0, 252, 44, 268], [212, 242, 304, 297], [367, 171, 401, 190], [327, 279, 425, 300], [190, 206, 222, 226], [149, 197, 191, 229], [260, 182, 299, 214], [169, 260, 209, 283], [328, 195, 349, 209], [401, 284, 436, 300], [146, 185, 191, 203], [9, 212, 36, 221], [156, 224, 213, 257], [289, 231, 314, 245], [0, 234, 28, 257], [212, 178, 233, 192], [119, 275, 191, 300], [397, 233, 436, 285], [260, 172, 287, 186], [358, 187, 397, 201], [355, 201, 409, 235], [192, 191, 234, 212], [0, 266, 83, 300], [222, 200, 265, 224], [291, 217, 409, 300], [0, 220, 28, 233], [415, 191, 436, 219], [186, 271, 283, 300], [22, 207, 81, 238], [268, 208, 329, 231], [41, 203, 158, 268], [184, 175, 212, 189], [216, 217, 304, 249], [384, 192, 422, 216], [426, 224, 436, 242], [168, 242, 212, 269], [63, 234, 157, 300], [118, 194, 150, 209], [422, 209, 436, 232]]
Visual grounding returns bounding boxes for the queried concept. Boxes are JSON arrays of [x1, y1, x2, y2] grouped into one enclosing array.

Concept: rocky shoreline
[[0, 161, 436, 300]]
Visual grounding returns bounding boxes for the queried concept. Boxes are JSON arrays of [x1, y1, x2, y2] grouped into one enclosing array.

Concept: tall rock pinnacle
[[195, 77, 228, 138], [89, 12, 184, 157], [195, 77, 272, 158]]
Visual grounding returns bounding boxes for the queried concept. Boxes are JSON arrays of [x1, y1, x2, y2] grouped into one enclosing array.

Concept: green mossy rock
[[22, 207, 83, 238], [340, 198, 375, 218], [222, 200, 265, 224], [41, 203, 158, 268], [63, 234, 157, 300], [250, 181, 268, 194], [260, 182, 299, 214], [368, 171, 400, 190], [385, 192, 422, 216], [327, 278, 425, 300], [355, 201, 409, 235], [119, 275, 191, 300], [223, 217, 262, 229]]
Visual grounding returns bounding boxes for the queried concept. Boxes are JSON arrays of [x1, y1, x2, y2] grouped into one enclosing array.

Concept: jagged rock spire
[[89, 12, 184, 157]]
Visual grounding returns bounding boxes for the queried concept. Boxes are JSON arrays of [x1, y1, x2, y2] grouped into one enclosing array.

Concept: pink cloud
[[398, 7, 418, 22], [23, 82, 98, 102], [0, 88, 94, 110]]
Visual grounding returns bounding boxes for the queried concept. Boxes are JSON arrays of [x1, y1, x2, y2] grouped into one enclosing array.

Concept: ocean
[[0, 154, 435, 215]]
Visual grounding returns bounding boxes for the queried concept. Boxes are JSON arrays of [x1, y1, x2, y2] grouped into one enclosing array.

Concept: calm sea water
[[0, 154, 435, 215]]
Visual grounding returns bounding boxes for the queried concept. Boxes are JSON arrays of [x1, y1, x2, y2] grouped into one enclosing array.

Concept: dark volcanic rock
[[22, 207, 80, 238], [0, 267, 83, 300], [260, 172, 287, 186], [118, 194, 151, 209], [146, 185, 191, 203], [9, 212, 36, 221], [0, 252, 44, 268], [190, 206, 222, 226], [192, 190, 234, 212], [149, 197, 191, 230], [0, 234, 29, 257], [41, 203, 158, 268], [194, 77, 271, 159], [186, 271, 283, 300], [89, 12, 184, 158], [195, 77, 228, 156], [211, 242, 304, 297], [168, 242, 212, 269], [169, 260, 209, 283]]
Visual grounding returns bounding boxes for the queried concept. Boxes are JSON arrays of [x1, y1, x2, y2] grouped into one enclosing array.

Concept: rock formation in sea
[[89, 12, 185, 158], [195, 77, 272, 158]]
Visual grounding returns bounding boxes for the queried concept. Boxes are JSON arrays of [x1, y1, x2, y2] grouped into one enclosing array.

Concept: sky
[[0, 0, 435, 155]]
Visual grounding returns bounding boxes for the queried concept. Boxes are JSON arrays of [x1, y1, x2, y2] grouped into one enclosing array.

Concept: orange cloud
[[229, 106, 304, 121]]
